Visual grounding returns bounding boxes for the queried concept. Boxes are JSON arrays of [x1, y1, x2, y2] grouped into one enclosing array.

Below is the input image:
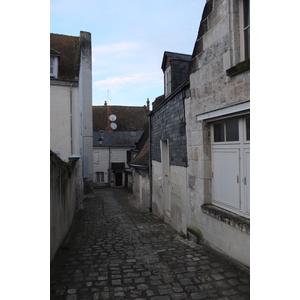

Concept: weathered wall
[[79, 31, 93, 183], [186, 0, 250, 267], [50, 152, 78, 262], [132, 169, 150, 210]]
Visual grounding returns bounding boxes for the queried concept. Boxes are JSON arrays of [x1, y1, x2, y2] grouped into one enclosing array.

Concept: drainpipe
[[148, 113, 152, 212], [108, 146, 111, 186], [70, 82, 73, 154]]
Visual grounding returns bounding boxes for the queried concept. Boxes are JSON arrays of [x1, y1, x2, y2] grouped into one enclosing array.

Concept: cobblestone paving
[[50, 188, 250, 300]]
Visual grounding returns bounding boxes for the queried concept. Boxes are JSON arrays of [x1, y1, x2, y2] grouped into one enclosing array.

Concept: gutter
[[128, 164, 148, 170]]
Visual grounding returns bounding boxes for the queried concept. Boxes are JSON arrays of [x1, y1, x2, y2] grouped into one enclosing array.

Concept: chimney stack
[[147, 98, 150, 111], [104, 100, 107, 106]]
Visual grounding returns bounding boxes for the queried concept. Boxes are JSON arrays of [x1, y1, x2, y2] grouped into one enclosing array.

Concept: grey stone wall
[[50, 152, 77, 262], [150, 87, 189, 167]]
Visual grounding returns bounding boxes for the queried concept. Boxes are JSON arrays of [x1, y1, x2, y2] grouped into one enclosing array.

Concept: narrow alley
[[50, 188, 250, 300]]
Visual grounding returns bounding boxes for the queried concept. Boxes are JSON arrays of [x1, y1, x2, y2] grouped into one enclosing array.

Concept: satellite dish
[[109, 114, 117, 121], [110, 122, 117, 130]]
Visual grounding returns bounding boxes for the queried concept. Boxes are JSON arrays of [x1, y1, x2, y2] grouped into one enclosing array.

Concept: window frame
[[239, 0, 250, 61], [164, 66, 171, 97], [50, 55, 58, 78], [211, 116, 250, 218], [96, 172, 105, 183]]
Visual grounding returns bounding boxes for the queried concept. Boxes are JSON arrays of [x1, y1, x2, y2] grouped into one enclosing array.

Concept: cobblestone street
[[50, 188, 250, 300]]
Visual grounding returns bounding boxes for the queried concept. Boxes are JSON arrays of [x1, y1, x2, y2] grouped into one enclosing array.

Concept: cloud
[[94, 71, 162, 91], [93, 42, 140, 56]]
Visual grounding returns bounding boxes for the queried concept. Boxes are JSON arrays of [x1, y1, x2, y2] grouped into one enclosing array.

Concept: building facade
[[50, 31, 93, 198], [131, 0, 250, 267], [93, 104, 148, 188], [149, 52, 191, 233], [186, 0, 250, 266]]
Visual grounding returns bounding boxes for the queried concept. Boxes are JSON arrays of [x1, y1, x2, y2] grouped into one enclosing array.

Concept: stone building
[[185, 0, 250, 266], [149, 51, 191, 233], [131, 0, 250, 268]]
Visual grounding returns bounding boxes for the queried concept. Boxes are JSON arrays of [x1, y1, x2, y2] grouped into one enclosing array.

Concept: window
[[50, 55, 58, 78], [213, 119, 239, 142], [240, 0, 250, 61], [211, 116, 250, 218], [93, 151, 99, 163], [165, 66, 171, 97], [50, 56, 54, 74], [96, 172, 104, 183], [127, 150, 132, 164]]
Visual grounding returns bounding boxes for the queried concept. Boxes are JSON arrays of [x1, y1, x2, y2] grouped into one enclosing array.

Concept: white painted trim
[[196, 101, 250, 122]]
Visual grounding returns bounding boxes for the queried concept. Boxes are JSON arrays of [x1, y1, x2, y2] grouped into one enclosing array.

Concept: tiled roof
[[50, 33, 80, 80], [93, 105, 149, 131], [93, 130, 143, 147]]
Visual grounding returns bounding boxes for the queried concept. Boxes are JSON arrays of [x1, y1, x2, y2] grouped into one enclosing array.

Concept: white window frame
[[96, 172, 104, 183], [211, 116, 250, 218], [239, 0, 250, 61], [50, 55, 58, 78], [164, 66, 171, 97]]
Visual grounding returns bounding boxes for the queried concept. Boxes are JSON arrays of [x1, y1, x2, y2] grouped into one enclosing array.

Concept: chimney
[[104, 100, 107, 106], [147, 98, 150, 111]]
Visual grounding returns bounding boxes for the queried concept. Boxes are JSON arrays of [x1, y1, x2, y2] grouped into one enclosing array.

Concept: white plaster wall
[[93, 148, 110, 183], [151, 159, 188, 234], [170, 165, 187, 234], [93, 147, 132, 183], [151, 160, 164, 219], [50, 84, 80, 161], [132, 169, 141, 203], [111, 148, 129, 166]]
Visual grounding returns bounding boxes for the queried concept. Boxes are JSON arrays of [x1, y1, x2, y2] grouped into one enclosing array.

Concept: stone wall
[[186, 0, 250, 267], [50, 151, 78, 262], [132, 169, 150, 210]]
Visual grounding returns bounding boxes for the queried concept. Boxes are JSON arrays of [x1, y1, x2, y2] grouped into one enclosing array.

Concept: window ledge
[[201, 204, 250, 235], [226, 59, 250, 77]]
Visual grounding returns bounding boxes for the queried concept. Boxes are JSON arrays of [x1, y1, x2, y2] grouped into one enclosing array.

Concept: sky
[[50, 0, 206, 107]]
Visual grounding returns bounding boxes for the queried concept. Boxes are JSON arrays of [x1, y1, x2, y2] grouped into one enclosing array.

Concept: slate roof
[[152, 94, 165, 111], [128, 137, 149, 169], [128, 122, 149, 169], [93, 105, 149, 131], [93, 130, 143, 148], [50, 33, 80, 80], [161, 51, 192, 71]]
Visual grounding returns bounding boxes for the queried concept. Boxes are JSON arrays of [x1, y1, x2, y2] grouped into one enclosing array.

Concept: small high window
[[165, 66, 171, 97]]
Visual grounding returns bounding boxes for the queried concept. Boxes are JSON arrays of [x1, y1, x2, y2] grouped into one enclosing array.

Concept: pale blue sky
[[50, 0, 206, 107]]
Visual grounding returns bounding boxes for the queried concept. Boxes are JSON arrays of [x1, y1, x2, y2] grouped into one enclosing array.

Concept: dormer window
[[165, 66, 171, 97], [50, 54, 59, 78]]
